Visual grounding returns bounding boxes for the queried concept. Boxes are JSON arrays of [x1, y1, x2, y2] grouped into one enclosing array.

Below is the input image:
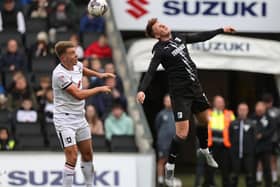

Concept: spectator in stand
[[0, 83, 5, 94], [27, 0, 49, 19], [104, 63, 124, 94], [80, 11, 105, 33], [155, 94, 176, 186], [89, 57, 103, 86], [82, 76, 93, 106], [91, 77, 127, 118], [16, 98, 38, 123], [29, 31, 50, 59], [229, 103, 256, 187], [262, 94, 280, 186], [104, 102, 134, 140], [0, 0, 26, 34], [7, 71, 37, 111], [44, 88, 53, 123], [252, 101, 274, 187], [0, 127, 15, 150], [48, 0, 75, 32], [85, 105, 104, 135], [84, 34, 112, 58], [69, 33, 84, 60], [35, 75, 51, 111], [0, 39, 27, 72], [0, 94, 8, 110]]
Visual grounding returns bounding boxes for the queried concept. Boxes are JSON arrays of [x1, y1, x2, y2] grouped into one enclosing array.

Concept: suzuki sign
[[111, 0, 280, 32]]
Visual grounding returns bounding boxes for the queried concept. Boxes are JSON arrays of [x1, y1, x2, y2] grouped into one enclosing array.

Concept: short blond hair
[[54, 41, 75, 57]]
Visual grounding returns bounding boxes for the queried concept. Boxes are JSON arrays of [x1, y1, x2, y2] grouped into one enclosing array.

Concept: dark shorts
[[272, 142, 280, 155], [170, 93, 210, 122]]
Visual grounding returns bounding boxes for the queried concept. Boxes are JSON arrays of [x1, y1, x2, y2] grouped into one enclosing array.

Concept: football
[[87, 0, 108, 17]]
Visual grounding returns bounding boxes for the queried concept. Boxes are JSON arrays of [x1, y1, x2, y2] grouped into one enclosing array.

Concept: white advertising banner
[[0, 152, 155, 187], [128, 35, 280, 74], [111, 0, 280, 32]]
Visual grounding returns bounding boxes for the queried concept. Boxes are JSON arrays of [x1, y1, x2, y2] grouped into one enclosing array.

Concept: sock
[[81, 161, 94, 187], [200, 147, 210, 154], [196, 125, 208, 149], [256, 171, 263, 182], [272, 170, 278, 182], [158, 176, 164, 184], [167, 136, 185, 164], [63, 163, 75, 187]]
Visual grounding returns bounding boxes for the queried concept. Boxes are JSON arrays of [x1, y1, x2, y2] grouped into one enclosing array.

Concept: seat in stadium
[[16, 135, 45, 150], [26, 18, 48, 33], [92, 135, 108, 152], [82, 32, 101, 48], [55, 32, 73, 42], [45, 123, 61, 151], [32, 55, 56, 73], [110, 135, 138, 152], [25, 32, 38, 48], [0, 31, 23, 49], [0, 109, 12, 132], [15, 122, 41, 136]]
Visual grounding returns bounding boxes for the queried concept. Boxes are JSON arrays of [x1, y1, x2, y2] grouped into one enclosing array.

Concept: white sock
[[81, 161, 94, 187], [200, 148, 210, 154], [158, 176, 164, 184], [256, 171, 263, 182], [63, 164, 75, 187], [272, 170, 278, 182]]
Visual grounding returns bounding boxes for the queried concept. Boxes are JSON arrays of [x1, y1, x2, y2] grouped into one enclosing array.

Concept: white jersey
[[52, 62, 85, 115]]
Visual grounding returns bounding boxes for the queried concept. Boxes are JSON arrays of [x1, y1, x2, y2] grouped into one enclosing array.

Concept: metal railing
[[105, 0, 153, 153]]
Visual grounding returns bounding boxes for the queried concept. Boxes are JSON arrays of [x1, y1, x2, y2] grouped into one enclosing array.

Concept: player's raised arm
[[184, 26, 235, 44], [136, 50, 161, 104], [65, 84, 111, 100], [83, 66, 115, 79]]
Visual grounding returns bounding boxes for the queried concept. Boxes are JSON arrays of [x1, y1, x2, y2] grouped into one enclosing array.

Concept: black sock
[[196, 125, 208, 149], [167, 136, 185, 164]]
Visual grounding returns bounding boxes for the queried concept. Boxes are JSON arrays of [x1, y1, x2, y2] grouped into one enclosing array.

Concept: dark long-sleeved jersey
[[138, 29, 224, 97]]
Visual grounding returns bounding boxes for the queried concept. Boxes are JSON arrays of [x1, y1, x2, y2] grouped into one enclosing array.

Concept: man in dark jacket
[[252, 101, 274, 187], [229, 102, 256, 187]]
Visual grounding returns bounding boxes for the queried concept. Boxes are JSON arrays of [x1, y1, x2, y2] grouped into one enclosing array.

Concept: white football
[[88, 0, 108, 16]]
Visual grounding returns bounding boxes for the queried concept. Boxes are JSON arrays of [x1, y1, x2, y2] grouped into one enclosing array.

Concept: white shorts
[[54, 113, 91, 148]]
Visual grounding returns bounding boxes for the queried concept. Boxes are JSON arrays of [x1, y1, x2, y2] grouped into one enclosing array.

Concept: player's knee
[[81, 152, 92, 162], [176, 132, 188, 140], [65, 148, 78, 164]]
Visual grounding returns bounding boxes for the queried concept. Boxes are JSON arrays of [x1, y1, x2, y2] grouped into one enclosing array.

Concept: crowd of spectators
[[0, 0, 134, 151]]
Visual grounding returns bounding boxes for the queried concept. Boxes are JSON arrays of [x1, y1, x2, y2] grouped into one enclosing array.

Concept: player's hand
[[136, 91, 145, 104], [223, 26, 235, 33], [100, 73, 116, 79], [99, 86, 111, 94]]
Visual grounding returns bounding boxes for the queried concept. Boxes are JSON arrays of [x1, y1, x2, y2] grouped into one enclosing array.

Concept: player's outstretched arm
[[66, 84, 111, 100], [184, 26, 235, 44], [83, 67, 115, 79]]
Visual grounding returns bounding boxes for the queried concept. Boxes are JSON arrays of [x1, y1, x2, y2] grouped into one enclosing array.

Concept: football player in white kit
[[52, 41, 114, 187]]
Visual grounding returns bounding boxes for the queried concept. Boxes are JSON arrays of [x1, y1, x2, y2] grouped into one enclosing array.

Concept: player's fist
[[101, 73, 115, 79], [99, 86, 111, 94], [223, 26, 235, 33], [136, 91, 145, 104]]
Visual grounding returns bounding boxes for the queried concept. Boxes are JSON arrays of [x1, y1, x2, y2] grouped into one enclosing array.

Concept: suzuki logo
[[126, 0, 149, 19]]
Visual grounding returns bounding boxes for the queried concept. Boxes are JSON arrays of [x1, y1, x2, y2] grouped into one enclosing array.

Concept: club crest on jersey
[[174, 37, 182, 43], [177, 112, 183, 119]]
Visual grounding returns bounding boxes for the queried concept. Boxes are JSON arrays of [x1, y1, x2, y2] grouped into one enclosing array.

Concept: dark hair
[[54, 41, 75, 57], [145, 18, 158, 38], [262, 93, 273, 103]]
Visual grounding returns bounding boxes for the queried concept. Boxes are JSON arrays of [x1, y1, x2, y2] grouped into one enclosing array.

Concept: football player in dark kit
[[136, 18, 235, 181]]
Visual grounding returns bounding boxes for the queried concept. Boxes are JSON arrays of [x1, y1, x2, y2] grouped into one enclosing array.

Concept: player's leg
[[58, 129, 78, 187], [77, 126, 94, 187], [165, 96, 191, 181], [271, 145, 278, 186], [193, 94, 218, 168]]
